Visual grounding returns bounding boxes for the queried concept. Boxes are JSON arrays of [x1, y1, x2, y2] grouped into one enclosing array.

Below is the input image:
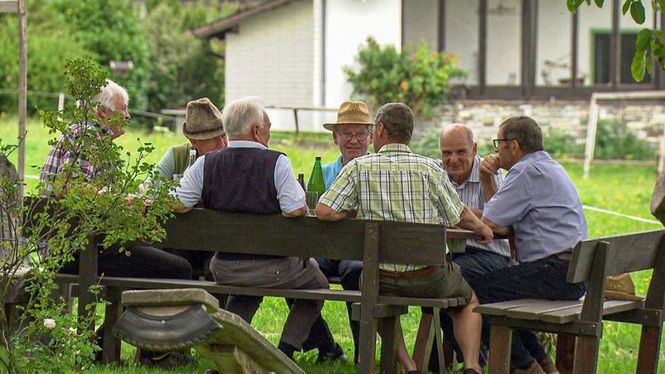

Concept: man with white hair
[[40, 79, 193, 367], [175, 97, 329, 360]]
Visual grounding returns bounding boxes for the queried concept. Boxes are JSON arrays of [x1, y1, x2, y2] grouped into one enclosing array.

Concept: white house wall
[[225, 0, 314, 108], [324, 0, 401, 108]]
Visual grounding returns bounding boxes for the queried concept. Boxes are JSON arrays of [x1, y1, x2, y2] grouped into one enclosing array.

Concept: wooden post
[[18, 0, 27, 192]]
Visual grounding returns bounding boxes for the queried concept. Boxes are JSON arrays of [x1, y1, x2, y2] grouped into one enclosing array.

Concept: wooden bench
[[53, 208, 478, 373], [475, 229, 665, 374]]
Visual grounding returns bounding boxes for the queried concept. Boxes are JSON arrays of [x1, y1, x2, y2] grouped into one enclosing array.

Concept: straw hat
[[323, 101, 374, 131], [182, 98, 225, 140]]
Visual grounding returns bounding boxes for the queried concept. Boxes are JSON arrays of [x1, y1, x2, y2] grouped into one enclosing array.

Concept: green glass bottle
[[306, 156, 326, 198]]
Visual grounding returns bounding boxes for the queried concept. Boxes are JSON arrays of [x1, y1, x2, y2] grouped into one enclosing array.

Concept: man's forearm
[[457, 206, 486, 233], [173, 202, 192, 214], [480, 174, 498, 202], [283, 206, 308, 218], [315, 203, 347, 221]]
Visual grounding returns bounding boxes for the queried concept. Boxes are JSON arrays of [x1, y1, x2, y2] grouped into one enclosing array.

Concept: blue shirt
[[322, 155, 344, 189], [483, 151, 587, 262], [441, 155, 511, 258], [175, 140, 305, 213]]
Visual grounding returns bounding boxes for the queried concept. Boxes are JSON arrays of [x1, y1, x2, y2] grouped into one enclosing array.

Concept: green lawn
[[1, 117, 663, 373]]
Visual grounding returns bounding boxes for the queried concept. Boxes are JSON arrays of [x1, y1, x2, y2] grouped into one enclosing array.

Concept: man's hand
[[479, 154, 500, 202], [479, 154, 500, 177], [477, 223, 494, 244]]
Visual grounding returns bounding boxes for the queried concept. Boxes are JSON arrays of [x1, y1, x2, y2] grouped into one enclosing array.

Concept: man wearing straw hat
[[312, 101, 374, 363]]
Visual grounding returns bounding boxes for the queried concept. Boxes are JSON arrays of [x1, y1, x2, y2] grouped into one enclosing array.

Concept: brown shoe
[[511, 360, 545, 374], [537, 355, 560, 374]]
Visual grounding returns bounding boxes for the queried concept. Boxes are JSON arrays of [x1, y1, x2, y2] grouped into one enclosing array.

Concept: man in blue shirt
[[476, 116, 587, 374], [318, 101, 373, 363]]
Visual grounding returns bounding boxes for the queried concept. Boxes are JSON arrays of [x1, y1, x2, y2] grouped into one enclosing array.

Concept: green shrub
[[344, 37, 466, 118], [594, 119, 657, 160], [544, 127, 585, 158]]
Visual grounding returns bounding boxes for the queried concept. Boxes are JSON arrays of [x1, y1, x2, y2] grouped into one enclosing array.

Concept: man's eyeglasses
[[492, 138, 513, 148], [337, 131, 371, 141]]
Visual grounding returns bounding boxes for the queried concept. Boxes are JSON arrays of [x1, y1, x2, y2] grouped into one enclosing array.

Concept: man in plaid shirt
[[316, 103, 492, 374]]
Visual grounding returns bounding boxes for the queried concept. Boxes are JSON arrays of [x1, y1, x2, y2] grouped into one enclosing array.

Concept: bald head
[[439, 123, 477, 185]]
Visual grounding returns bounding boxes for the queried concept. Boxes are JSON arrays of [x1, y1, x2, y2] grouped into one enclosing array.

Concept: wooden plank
[[160, 211, 472, 266], [0, 1, 18, 13], [540, 299, 642, 324], [478, 0, 487, 94], [17, 0, 26, 185], [567, 230, 665, 283], [474, 299, 542, 316], [504, 300, 584, 321]]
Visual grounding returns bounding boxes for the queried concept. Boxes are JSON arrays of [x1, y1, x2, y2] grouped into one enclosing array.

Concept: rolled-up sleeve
[[174, 156, 205, 208], [274, 155, 306, 213]]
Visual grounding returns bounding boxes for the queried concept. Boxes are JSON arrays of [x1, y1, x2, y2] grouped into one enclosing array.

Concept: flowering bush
[[344, 37, 466, 118]]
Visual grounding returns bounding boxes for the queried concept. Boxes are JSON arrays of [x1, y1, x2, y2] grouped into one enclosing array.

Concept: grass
[[2, 117, 664, 373]]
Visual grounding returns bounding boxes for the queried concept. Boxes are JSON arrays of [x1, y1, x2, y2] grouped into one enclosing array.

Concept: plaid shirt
[[319, 143, 464, 272], [39, 122, 113, 192]]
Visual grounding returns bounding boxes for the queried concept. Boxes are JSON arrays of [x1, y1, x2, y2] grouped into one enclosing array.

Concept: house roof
[[191, 0, 302, 39]]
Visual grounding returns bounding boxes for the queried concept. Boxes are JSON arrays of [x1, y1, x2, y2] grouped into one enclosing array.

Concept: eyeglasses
[[336, 131, 371, 141], [492, 138, 513, 148]]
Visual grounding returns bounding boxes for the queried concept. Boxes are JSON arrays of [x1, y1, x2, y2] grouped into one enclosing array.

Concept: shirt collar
[[228, 140, 267, 150], [377, 143, 412, 154]]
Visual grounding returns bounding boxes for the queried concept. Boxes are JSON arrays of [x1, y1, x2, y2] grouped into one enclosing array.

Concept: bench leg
[[101, 293, 122, 363], [636, 326, 663, 374], [378, 316, 399, 374], [488, 325, 511, 374], [573, 335, 600, 374], [412, 308, 446, 374], [358, 318, 378, 373], [555, 333, 575, 374]]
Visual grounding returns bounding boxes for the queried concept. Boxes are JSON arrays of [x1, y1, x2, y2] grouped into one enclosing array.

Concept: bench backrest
[[160, 208, 458, 267], [567, 229, 665, 283]]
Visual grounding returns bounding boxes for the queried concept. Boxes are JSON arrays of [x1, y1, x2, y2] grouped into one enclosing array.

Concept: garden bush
[[344, 37, 466, 119]]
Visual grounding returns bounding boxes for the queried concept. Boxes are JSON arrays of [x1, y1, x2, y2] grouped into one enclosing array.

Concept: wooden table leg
[[636, 326, 663, 374], [555, 333, 575, 374], [573, 335, 600, 374], [488, 324, 511, 374]]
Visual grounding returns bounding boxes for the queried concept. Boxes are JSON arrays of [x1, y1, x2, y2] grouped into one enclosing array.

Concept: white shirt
[[175, 140, 305, 213]]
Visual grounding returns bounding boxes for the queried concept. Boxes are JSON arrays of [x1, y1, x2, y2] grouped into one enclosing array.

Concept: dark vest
[[202, 146, 283, 260]]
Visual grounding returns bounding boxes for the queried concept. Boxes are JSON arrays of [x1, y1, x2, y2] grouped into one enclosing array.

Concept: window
[[593, 32, 652, 84]]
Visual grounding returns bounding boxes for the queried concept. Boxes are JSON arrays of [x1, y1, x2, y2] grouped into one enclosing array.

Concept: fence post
[[58, 92, 65, 112]]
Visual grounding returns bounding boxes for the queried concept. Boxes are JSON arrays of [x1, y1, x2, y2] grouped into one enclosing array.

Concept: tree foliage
[[344, 37, 466, 118], [567, 0, 665, 82], [143, 2, 232, 113], [0, 58, 175, 372]]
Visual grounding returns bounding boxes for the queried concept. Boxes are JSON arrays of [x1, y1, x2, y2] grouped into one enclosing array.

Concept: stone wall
[[417, 99, 665, 148]]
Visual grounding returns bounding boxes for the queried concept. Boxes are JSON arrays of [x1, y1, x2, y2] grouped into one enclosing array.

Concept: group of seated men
[[40, 79, 588, 374]]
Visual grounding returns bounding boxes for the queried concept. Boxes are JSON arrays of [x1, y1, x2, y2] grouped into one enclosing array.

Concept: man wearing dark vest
[[174, 96, 329, 359]]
